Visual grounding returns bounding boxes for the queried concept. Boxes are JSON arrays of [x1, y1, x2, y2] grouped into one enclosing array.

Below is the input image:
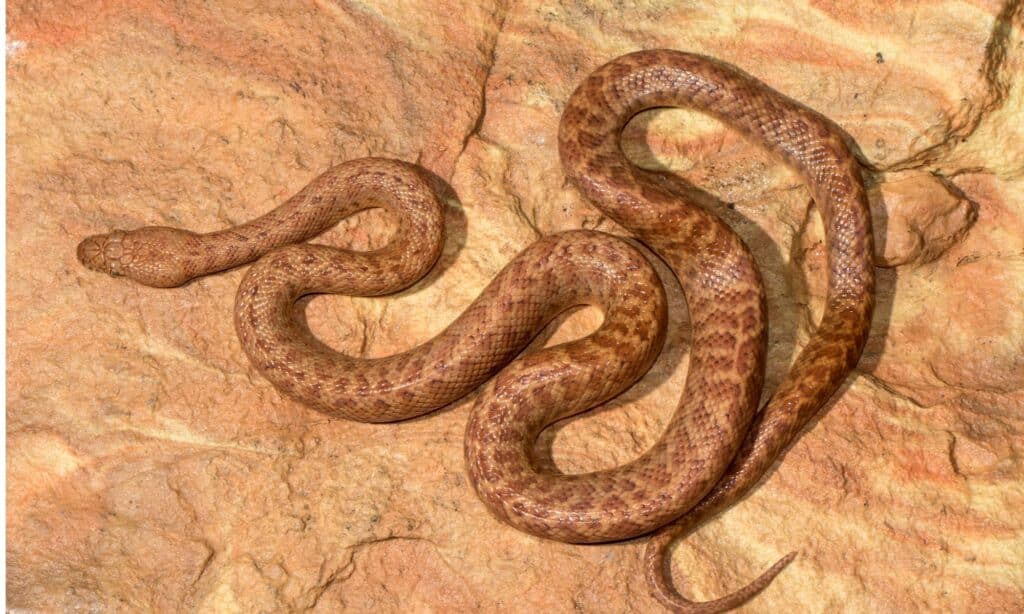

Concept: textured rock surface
[[7, 1, 1024, 611]]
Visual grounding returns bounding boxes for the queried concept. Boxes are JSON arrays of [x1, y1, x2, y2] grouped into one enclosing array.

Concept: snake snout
[[76, 231, 127, 276]]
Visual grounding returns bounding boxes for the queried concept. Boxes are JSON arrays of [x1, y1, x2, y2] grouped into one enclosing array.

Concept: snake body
[[77, 50, 874, 612], [558, 50, 875, 611]]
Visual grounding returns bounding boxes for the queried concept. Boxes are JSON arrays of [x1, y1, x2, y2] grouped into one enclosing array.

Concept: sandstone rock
[[7, 1, 1023, 612], [872, 171, 978, 267]]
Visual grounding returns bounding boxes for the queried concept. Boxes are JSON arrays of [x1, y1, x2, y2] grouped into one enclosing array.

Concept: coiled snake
[[77, 50, 874, 612]]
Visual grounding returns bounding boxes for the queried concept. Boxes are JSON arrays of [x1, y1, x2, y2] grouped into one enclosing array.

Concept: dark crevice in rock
[[886, 0, 1022, 173], [455, 3, 511, 170]]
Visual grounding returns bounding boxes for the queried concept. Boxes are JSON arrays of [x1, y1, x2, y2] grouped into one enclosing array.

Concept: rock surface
[[7, 1, 1023, 612]]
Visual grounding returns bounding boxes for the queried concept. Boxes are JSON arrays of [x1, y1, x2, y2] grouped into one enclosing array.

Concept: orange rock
[[873, 171, 978, 267], [7, 1, 1023, 612]]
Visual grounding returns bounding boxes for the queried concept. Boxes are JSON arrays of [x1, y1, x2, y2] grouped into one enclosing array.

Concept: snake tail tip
[[649, 550, 798, 613]]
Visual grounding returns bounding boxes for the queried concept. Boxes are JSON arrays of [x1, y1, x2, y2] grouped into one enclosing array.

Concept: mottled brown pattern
[[78, 158, 668, 426], [75, 49, 874, 613], [236, 228, 667, 423], [557, 50, 875, 612]]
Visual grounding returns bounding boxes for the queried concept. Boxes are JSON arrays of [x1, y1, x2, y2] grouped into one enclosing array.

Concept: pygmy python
[[77, 50, 874, 612]]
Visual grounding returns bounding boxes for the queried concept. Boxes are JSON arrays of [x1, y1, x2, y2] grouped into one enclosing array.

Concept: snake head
[[76, 227, 200, 288]]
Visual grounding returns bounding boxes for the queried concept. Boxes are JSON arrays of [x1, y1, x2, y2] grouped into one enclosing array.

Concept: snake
[[76, 50, 874, 612]]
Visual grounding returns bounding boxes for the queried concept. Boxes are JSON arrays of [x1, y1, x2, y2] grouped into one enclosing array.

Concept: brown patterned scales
[[77, 50, 874, 613], [557, 50, 874, 611]]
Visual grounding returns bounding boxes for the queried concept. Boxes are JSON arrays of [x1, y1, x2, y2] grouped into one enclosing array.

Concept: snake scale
[[77, 50, 874, 612]]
